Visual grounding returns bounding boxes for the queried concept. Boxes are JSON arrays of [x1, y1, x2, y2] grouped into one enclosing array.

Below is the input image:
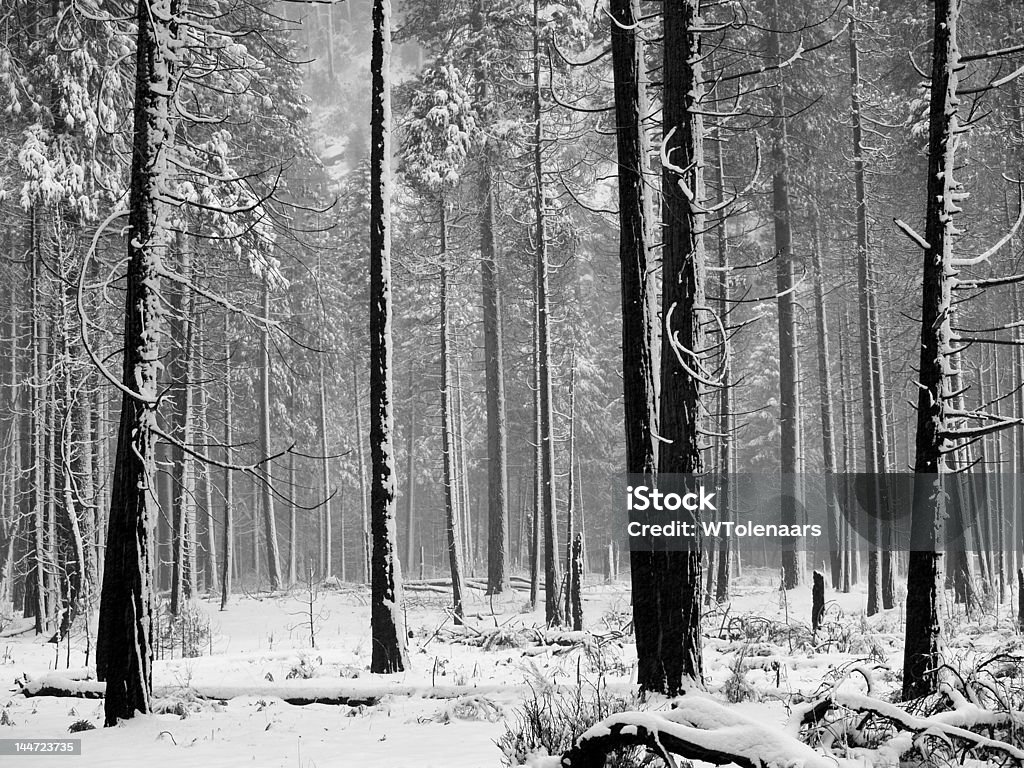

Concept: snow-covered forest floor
[[2, 570, 1022, 767]]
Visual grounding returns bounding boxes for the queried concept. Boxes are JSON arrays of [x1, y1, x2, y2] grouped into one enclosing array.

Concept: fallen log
[[540, 695, 844, 768], [15, 674, 514, 708]]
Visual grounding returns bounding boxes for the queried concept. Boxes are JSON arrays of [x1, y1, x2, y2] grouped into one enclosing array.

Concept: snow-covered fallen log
[[529, 685, 1024, 768], [15, 673, 106, 700], [531, 693, 846, 768], [15, 673, 520, 708]]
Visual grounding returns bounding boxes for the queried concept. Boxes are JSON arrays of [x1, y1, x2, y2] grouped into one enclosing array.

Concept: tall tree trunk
[[318, 340, 333, 579], [870, 284, 896, 609], [609, 0, 660, 693], [454, 354, 472, 575], [29, 210, 47, 633], [564, 361, 576, 624], [288, 450, 297, 586], [439, 200, 465, 624], [220, 315, 234, 610], [837, 309, 856, 590], [657, 0, 705, 691], [471, 0, 510, 598], [197, 331, 219, 595], [55, 221, 86, 642], [353, 359, 370, 582], [848, 0, 884, 615], [170, 235, 195, 614], [403, 366, 416, 574], [902, 0, 960, 701], [259, 275, 282, 590], [368, 0, 409, 672], [810, 210, 843, 588], [530, 294, 542, 609], [713, 133, 732, 605], [768, 0, 801, 590], [532, 0, 562, 627], [96, 0, 177, 725]]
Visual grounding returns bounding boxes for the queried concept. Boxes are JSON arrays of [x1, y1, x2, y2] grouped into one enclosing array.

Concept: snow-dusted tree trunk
[[713, 135, 732, 604], [403, 367, 416, 575], [287, 450, 297, 586], [810, 213, 843, 589], [480, 159, 509, 595], [353, 359, 370, 581], [657, 0, 705, 691], [368, 0, 409, 673], [170, 235, 196, 614], [848, 0, 883, 615], [96, 0, 179, 727], [471, 0, 510, 597], [55, 221, 87, 643], [902, 0, 960, 702], [195, 325, 219, 595], [28, 210, 48, 634], [439, 200, 465, 624], [564, 362, 576, 624], [532, 0, 562, 628], [530, 298, 542, 609], [220, 316, 234, 610], [259, 275, 282, 591], [837, 310, 857, 590], [767, 0, 801, 590], [609, 0, 659, 692], [318, 358, 333, 578]]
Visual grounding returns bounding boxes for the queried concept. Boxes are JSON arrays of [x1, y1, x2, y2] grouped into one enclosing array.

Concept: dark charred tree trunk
[[610, 0, 660, 693], [96, 0, 176, 726], [368, 0, 409, 673], [902, 0, 959, 702], [657, 0, 706, 691], [812, 570, 825, 632], [569, 533, 583, 631]]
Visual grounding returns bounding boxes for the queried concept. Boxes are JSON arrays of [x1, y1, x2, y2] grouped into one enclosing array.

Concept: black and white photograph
[[2, 0, 1024, 766]]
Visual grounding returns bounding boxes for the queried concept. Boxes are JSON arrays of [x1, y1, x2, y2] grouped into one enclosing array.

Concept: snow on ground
[[1, 569, 1017, 767]]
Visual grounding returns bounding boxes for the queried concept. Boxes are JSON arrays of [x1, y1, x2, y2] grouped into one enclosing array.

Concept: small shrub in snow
[[722, 648, 756, 703], [155, 601, 211, 660], [436, 695, 504, 723], [286, 655, 322, 680], [68, 719, 95, 732], [497, 676, 645, 768]]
